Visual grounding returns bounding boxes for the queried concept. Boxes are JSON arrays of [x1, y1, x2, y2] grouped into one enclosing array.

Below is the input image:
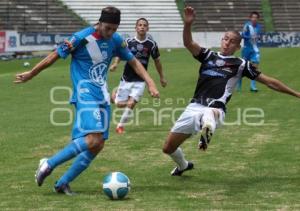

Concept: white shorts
[[115, 80, 146, 103], [171, 103, 225, 135]]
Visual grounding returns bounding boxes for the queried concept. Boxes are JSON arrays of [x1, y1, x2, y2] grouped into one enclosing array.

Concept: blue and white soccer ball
[[102, 172, 131, 200]]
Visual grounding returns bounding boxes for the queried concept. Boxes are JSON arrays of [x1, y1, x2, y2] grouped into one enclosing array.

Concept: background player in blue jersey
[[109, 18, 167, 134], [163, 7, 300, 177], [237, 11, 262, 92], [14, 6, 159, 195]]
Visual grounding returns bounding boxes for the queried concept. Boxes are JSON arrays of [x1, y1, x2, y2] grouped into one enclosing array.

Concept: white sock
[[169, 147, 188, 170], [118, 107, 133, 128], [201, 108, 217, 133]]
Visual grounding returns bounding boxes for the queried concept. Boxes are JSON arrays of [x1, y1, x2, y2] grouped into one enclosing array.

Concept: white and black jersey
[[122, 36, 160, 82], [192, 48, 261, 112]]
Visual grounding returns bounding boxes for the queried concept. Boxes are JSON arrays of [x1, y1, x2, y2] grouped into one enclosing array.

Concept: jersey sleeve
[[242, 24, 251, 39], [56, 34, 82, 59], [242, 61, 261, 80], [193, 48, 212, 63], [114, 33, 134, 61], [151, 41, 160, 60]]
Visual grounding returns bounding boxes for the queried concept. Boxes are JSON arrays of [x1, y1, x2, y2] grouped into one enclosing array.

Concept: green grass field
[[0, 48, 300, 210]]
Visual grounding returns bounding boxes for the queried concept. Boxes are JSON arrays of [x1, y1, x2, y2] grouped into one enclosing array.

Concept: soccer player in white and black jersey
[[163, 6, 300, 176], [110, 18, 167, 134]]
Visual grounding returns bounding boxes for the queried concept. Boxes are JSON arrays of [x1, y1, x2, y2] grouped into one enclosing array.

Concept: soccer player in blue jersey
[[14, 6, 159, 195], [237, 11, 262, 92]]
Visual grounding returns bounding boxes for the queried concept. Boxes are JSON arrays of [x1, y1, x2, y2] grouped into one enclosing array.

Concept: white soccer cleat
[[35, 158, 52, 186]]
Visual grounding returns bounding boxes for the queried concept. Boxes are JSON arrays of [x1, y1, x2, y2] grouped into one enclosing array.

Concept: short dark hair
[[99, 6, 121, 25], [250, 11, 260, 18], [136, 18, 149, 26]]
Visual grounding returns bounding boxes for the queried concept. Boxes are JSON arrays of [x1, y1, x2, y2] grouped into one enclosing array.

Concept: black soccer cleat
[[198, 125, 213, 151], [171, 162, 194, 176], [35, 158, 52, 186], [54, 182, 76, 196]]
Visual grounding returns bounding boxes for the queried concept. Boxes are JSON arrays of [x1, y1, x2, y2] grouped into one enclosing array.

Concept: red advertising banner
[[0, 31, 6, 53]]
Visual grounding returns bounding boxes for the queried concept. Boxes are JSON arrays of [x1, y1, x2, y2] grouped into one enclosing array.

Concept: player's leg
[[116, 82, 145, 133], [116, 97, 136, 133], [35, 103, 110, 188], [250, 53, 260, 92], [54, 133, 105, 195], [198, 108, 222, 150], [237, 47, 249, 91], [35, 136, 90, 187], [163, 132, 194, 176], [163, 104, 205, 176], [54, 104, 110, 194], [110, 86, 118, 104]]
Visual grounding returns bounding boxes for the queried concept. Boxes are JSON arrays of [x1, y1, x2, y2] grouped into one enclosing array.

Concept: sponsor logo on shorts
[[93, 109, 101, 120]]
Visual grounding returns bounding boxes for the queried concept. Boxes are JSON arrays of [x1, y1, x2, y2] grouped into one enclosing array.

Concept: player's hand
[[184, 6, 196, 25], [109, 63, 118, 72], [14, 71, 34, 83], [160, 77, 167, 87], [148, 84, 160, 98]]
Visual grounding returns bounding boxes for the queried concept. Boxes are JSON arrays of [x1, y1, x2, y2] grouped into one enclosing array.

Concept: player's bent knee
[[89, 142, 104, 154], [116, 102, 127, 108], [162, 143, 174, 155], [85, 133, 105, 151], [127, 101, 136, 109]]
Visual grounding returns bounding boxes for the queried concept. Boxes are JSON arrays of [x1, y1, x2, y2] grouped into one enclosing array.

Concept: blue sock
[[237, 79, 242, 91], [55, 150, 96, 186], [47, 137, 88, 169], [251, 80, 257, 90]]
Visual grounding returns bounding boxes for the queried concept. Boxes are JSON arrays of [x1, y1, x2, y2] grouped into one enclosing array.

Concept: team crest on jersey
[[137, 44, 144, 51], [101, 50, 108, 60], [215, 59, 225, 67], [131, 47, 136, 52], [100, 43, 109, 49], [89, 63, 108, 86]]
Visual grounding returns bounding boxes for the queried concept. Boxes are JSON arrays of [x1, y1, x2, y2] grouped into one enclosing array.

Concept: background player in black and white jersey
[[162, 6, 300, 176], [110, 18, 167, 134]]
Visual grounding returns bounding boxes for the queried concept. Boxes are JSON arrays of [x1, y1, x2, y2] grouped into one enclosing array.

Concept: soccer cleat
[[171, 162, 194, 176], [35, 158, 52, 186], [198, 124, 213, 151], [54, 182, 76, 196], [250, 88, 258, 92], [115, 126, 124, 134]]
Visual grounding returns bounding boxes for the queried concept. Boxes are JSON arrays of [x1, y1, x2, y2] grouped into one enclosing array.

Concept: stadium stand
[[184, 0, 264, 32], [60, 0, 183, 31], [0, 0, 87, 33], [270, 0, 300, 31]]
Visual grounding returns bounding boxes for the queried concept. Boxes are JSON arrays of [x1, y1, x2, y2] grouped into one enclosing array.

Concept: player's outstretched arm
[[128, 58, 159, 98], [256, 73, 300, 98], [109, 57, 121, 72], [14, 51, 59, 83], [183, 6, 202, 56], [154, 58, 167, 87]]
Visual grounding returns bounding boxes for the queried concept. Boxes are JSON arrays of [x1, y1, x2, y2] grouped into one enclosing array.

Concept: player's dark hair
[[136, 18, 149, 26], [99, 6, 121, 25], [250, 11, 260, 18]]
